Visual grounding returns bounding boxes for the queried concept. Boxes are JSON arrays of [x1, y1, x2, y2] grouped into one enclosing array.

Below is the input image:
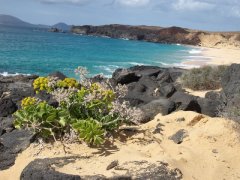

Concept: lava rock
[[156, 71, 173, 84], [48, 71, 67, 80], [0, 117, 14, 134], [205, 91, 220, 100], [112, 69, 141, 84], [0, 129, 35, 170], [140, 98, 175, 123], [21, 158, 182, 180], [169, 129, 188, 144], [168, 68, 186, 82], [170, 92, 201, 112], [35, 91, 59, 107], [106, 160, 119, 170], [0, 97, 17, 117], [159, 83, 176, 98], [197, 98, 221, 117], [20, 157, 81, 180]]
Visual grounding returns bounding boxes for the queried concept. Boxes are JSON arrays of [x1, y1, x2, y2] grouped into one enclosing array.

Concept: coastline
[[182, 46, 240, 67]]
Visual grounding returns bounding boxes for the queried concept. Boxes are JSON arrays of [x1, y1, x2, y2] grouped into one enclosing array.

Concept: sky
[[0, 0, 240, 31]]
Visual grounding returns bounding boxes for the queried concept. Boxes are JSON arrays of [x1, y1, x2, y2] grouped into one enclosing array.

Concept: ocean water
[[0, 25, 202, 77]]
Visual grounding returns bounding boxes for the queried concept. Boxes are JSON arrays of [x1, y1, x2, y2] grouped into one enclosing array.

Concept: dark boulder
[[112, 66, 164, 85], [0, 75, 38, 84], [205, 91, 221, 100], [21, 157, 81, 180], [168, 68, 186, 82], [21, 158, 182, 180], [48, 71, 67, 80], [129, 66, 162, 77], [124, 91, 156, 106], [170, 92, 201, 112], [0, 127, 5, 136], [7, 81, 35, 105], [35, 91, 59, 107], [112, 69, 140, 85], [159, 83, 176, 98], [0, 117, 14, 134], [0, 129, 35, 170], [140, 98, 175, 123], [0, 97, 17, 117], [138, 76, 159, 96], [156, 71, 173, 84], [197, 98, 221, 117]]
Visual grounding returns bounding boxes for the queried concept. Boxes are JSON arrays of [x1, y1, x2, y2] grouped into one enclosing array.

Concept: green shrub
[[14, 102, 69, 139], [14, 67, 142, 146], [180, 65, 228, 90], [72, 119, 104, 146]]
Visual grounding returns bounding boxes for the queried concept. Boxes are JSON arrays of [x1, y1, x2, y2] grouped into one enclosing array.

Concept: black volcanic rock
[[20, 157, 81, 180], [170, 92, 201, 112], [48, 71, 67, 80], [0, 129, 35, 170], [197, 98, 221, 117], [112, 69, 141, 84], [21, 158, 182, 180], [0, 97, 17, 117], [140, 98, 176, 123]]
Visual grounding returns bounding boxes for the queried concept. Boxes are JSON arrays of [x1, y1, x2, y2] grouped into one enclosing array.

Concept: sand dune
[[1, 111, 240, 180]]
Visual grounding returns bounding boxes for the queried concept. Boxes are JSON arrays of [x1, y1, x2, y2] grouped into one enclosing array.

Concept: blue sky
[[0, 0, 240, 31]]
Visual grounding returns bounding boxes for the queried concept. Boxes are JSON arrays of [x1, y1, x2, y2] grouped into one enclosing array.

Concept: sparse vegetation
[[218, 93, 240, 123], [180, 65, 228, 90], [14, 67, 143, 146]]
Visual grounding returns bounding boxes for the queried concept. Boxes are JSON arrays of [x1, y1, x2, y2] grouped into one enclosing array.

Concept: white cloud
[[116, 0, 150, 7], [172, 0, 214, 11], [231, 6, 240, 17], [41, 0, 92, 5]]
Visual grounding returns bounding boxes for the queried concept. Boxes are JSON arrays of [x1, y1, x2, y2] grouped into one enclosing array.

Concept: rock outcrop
[[71, 25, 240, 48], [21, 157, 182, 180], [1, 64, 240, 174]]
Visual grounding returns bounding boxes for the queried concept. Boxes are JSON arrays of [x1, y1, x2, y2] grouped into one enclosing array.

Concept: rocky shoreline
[[71, 25, 240, 48], [0, 64, 240, 179]]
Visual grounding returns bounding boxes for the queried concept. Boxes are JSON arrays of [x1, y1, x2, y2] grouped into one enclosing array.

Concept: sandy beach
[[183, 47, 240, 67], [1, 111, 240, 180]]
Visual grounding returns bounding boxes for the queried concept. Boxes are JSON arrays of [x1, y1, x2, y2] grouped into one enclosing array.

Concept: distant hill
[[52, 22, 72, 32], [0, 14, 35, 27], [0, 14, 74, 30]]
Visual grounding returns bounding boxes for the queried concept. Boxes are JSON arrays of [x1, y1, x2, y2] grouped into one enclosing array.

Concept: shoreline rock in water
[[0, 64, 240, 179]]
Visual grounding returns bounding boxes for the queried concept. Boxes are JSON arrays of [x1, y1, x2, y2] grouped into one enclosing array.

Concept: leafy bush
[[21, 97, 39, 108], [14, 102, 69, 139], [14, 67, 143, 146], [57, 78, 80, 88], [33, 77, 51, 94], [72, 119, 104, 146], [180, 65, 228, 91]]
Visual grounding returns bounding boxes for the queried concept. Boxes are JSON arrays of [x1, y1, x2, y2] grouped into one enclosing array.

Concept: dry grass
[[180, 65, 228, 91]]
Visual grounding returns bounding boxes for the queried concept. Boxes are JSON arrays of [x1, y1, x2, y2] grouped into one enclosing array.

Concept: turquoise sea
[[0, 25, 202, 77]]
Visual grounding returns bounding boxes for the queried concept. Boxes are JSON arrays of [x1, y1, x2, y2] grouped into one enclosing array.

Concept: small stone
[[169, 129, 188, 144], [212, 149, 218, 153], [187, 115, 204, 126], [176, 117, 185, 122], [106, 160, 119, 170], [153, 123, 164, 134]]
